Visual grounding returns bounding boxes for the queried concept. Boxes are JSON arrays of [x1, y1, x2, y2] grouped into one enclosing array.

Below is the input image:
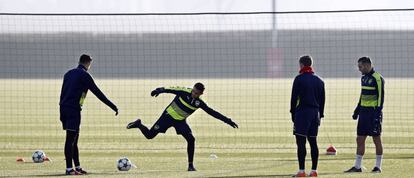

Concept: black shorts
[[357, 110, 382, 136], [293, 108, 320, 137], [60, 107, 81, 132], [150, 112, 192, 135]]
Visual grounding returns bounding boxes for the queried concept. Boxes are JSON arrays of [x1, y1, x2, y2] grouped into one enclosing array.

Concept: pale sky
[[1, 0, 413, 33], [0, 0, 413, 13]]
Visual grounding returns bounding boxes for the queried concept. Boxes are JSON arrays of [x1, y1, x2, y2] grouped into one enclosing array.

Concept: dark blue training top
[[59, 64, 117, 111], [290, 72, 325, 118]]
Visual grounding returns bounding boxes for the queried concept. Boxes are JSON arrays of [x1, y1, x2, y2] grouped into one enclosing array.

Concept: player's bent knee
[[145, 135, 155, 139], [144, 131, 158, 139]]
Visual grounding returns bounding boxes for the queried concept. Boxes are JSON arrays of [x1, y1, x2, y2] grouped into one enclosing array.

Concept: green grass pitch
[[0, 79, 413, 177]]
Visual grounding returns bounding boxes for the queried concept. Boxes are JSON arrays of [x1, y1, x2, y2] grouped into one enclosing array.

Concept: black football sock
[[308, 136, 319, 170], [295, 135, 307, 170], [65, 130, 77, 169], [73, 133, 80, 167]]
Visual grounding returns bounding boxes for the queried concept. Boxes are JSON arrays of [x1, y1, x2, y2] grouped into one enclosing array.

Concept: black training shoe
[[65, 169, 82, 175], [75, 168, 88, 174], [126, 119, 141, 129], [344, 166, 362, 173], [187, 166, 197, 171], [371, 167, 382, 173]]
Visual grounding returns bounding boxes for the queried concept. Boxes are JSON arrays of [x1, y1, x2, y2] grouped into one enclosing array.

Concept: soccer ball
[[32, 150, 46, 163], [117, 157, 132, 171]]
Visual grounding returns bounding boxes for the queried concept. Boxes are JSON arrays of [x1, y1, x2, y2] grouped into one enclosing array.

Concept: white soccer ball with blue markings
[[32, 150, 46, 163], [117, 157, 132, 171]]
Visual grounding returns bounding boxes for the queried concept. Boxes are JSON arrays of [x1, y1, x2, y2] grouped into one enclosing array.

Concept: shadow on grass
[[4, 169, 185, 178], [5, 172, 135, 177], [253, 155, 414, 163], [201, 156, 414, 178], [205, 172, 361, 178], [205, 173, 293, 178], [3, 173, 66, 177]]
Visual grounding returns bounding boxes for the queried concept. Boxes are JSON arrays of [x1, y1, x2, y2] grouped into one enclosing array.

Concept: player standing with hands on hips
[[290, 55, 325, 177], [59, 54, 119, 175], [345, 56, 384, 173], [127, 83, 238, 171]]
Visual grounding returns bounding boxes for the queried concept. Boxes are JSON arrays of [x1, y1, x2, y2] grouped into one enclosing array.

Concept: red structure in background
[[267, 48, 283, 78]]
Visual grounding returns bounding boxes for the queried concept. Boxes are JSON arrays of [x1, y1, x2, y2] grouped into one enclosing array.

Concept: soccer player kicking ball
[[59, 54, 119, 175], [290, 55, 325, 177], [345, 57, 384, 173], [127, 83, 238, 171]]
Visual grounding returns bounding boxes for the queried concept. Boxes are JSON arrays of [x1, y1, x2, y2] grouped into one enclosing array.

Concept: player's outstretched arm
[[84, 73, 118, 116], [150, 87, 165, 97], [151, 86, 190, 97], [201, 104, 238, 128]]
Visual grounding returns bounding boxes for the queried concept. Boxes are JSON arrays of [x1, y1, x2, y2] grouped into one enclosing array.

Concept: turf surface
[[0, 79, 413, 177]]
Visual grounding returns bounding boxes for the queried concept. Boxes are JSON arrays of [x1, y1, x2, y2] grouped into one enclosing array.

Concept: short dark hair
[[299, 55, 313, 67], [79, 54, 92, 64], [358, 56, 372, 64], [194, 82, 205, 92]]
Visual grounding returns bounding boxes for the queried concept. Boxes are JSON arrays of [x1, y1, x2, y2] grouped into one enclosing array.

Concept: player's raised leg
[[126, 118, 142, 129], [127, 118, 159, 139]]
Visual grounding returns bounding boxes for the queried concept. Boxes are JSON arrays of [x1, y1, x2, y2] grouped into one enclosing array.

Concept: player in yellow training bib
[[127, 82, 238, 171]]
